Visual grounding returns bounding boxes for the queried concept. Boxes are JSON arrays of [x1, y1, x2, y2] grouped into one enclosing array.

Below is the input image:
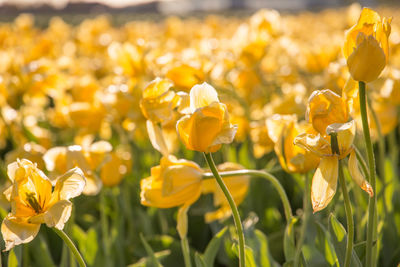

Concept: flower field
[[0, 4, 400, 267]]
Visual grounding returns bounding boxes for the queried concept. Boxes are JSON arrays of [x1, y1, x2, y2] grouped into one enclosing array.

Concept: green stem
[[181, 236, 192, 267], [294, 173, 310, 267], [359, 81, 377, 267], [100, 190, 111, 266], [52, 228, 86, 267], [339, 160, 354, 267], [202, 169, 293, 222], [204, 153, 246, 267]]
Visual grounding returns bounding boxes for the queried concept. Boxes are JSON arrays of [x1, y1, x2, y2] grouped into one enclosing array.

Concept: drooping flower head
[[1, 159, 85, 251], [140, 155, 203, 238]]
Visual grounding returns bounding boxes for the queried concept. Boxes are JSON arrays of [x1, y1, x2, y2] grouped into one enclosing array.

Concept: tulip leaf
[[315, 221, 339, 266], [128, 250, 171, 267], [71, 225, 99, 266], [139, 233, 163, 267], [232, 243, 257, 267], [30, 236, 56, 267], [8, 247, 20, 267], [284, 218, 297, 262], [202, 226, 228, 266], [328, 214, 362, 267], [194, 252, 207, 267]]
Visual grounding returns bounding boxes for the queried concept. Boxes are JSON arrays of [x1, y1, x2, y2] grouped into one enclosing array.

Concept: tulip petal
[[348, 150, 373, 197], [43, 147, 67, 172], [146, 120, 169, 156], [311, 157, 338, 212], [53, 167, 86, 200], [43, 200, 72, 230], [1, 218, 40, 251], [189, 82, 219, 112]]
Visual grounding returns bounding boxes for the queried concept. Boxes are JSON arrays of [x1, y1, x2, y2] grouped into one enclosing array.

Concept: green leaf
[[194, 253, 206, 267], [328, 214, 362, 267], [232, 244, 257, 267], [315, 222, 339, 267], [128, 250, 171, 267], [202, 227, 228, 266], [30, 236, 56, 267], [71, 225, 99, 266], [139, 233, 163, 267], [8, 247, 20, 267], [284, 218, 297, 262]]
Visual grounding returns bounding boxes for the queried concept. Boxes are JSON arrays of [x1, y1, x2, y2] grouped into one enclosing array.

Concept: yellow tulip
[[202, 162, 249, 223], [140, 156, 203, 238], [166, 64, 204, 92], [139, 78, 180, 124], [1, 159, 85, 251], [100, 148, 132, 187], [44, 141, 112, 196], [343, 8, 391, 82], [266, 114, 319, 173], [249, 121, 274, 158], [176, 82, 237, 153], [295, 120, 373, 212], [306, 89, 349, 136]]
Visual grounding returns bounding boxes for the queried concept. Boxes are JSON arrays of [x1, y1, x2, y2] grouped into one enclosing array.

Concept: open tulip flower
[[1, 159, 86, 251], [176, 82, 237, 153], [140, 155, 203, 238], [343, 7, 391, 83], [294, 120, 373, 212]]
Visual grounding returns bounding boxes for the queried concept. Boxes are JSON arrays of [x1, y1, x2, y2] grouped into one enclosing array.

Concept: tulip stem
[[181, 236, 192, 267], [338, 160, 354, 267], [203, 169, 293, 222], [204, 153, 246, 267], [359, 81, 377, 267], [52, 228, 86, 267]]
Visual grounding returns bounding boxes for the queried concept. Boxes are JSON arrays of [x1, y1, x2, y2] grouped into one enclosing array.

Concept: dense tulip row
[[0, 4, 399, 267]]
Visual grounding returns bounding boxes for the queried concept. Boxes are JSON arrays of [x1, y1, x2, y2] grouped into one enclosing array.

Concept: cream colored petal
[[43, 147, 66, 172], [294, 133, 331, 157], [43, 200, 72, 230], [311, 157, 338, 213], [6, 162, 19, 183], [53, 167, 86, 200], [348, 150, 373, 197], [1, 218, 40, 251], [211, 124, 237, 146], [189, 82, 219, 112], [326, 120, 356, 155], [82, 174, 102, 196], [146, 120, 169, 156], [90, 141, 112, 153], [177, 92, 191, 115], [3, 185, 12, 202], [177, 203, 190, 239]]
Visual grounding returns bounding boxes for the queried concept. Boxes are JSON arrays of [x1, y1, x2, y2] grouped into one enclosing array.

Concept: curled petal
[[294, 133, 331, 157], [348, 151, 373, 197], [1, 218, 40, 251], [146, 120, 169, 157], [326, 120, 356, 157], [29, 200, 72, 230], [189, 82, 219, 112], [177, 203, 190, 239], [311, 157, 338, 213], [52, 167, 86, 201]]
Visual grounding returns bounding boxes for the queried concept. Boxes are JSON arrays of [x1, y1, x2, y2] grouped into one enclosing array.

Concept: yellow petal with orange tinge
[[347, 35, 386, 83], [311, 157, 338, 213], [348, 151, 373, 197], [1, 218, 40, 251]]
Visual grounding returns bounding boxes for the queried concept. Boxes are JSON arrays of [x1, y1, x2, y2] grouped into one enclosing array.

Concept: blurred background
[[0, 0, 398, 19]]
